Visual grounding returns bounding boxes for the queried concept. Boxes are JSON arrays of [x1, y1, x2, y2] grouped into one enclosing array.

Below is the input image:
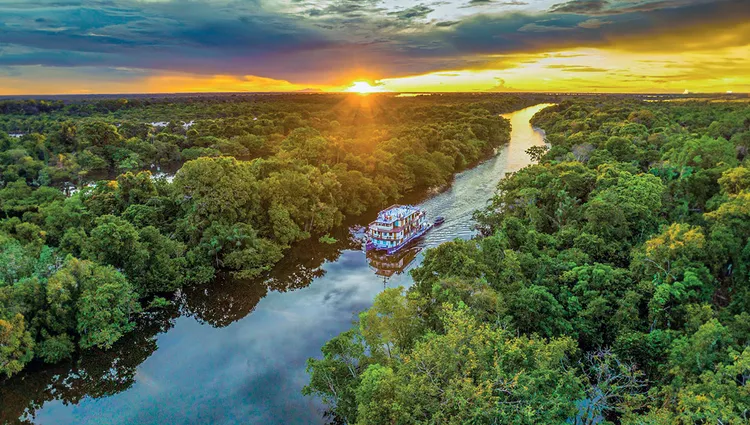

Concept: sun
[[344, 81, 386, 94]]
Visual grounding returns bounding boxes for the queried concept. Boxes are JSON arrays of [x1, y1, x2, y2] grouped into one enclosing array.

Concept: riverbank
[[0, 104, 553, 425]]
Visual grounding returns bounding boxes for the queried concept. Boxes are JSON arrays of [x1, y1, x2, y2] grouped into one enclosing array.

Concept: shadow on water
[[0, 104, 553, 425], [180, 230, 357, 329], [0, 306, 181, 425]]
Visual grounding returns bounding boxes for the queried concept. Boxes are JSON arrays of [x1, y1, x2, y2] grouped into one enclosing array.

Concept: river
[[0, 104, 553, 425]]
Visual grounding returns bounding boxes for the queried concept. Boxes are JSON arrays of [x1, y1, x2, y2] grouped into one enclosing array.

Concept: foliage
[[318, 234, 337, 244], [0, 93, 539, 376], [308, 98, 750, 424]]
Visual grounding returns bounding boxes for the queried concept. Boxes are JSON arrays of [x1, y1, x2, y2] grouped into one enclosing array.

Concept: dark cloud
[[388, 5, 434, 20], [608, 0, 710, 14], [518, 19, 574, 32], [441, 0, 750, 55], [435, 20, 460, 27], [548, 0, 715, 15], [304, 0, 385, 18], [0, 1, 350, 80], [549, 0, 609, 14]]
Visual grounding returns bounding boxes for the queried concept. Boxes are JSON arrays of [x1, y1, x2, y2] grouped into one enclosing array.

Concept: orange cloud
[[140, 74, 323, 93], [0, 71, 327, 95]]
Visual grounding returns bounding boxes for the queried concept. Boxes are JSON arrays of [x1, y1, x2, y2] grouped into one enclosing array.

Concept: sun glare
[[345, 81, 386, 94]]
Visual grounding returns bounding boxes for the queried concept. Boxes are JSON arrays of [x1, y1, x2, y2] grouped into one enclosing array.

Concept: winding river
[[0, 104, 553, 425]]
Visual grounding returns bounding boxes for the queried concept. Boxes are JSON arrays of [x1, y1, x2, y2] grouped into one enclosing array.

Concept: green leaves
[[585, 171, 665, 245], [304, 328, 367, 423], [0, 314, 34, 377], [174, 156, 261, 230], [0, 254, 139, 375], [511, 284, 571, 338], [36, 332, 75, 364], [308, 99, 750, 424], [359, 288, 423, 361], [365, 305, 581, 424], [48, 258, 140, 350]]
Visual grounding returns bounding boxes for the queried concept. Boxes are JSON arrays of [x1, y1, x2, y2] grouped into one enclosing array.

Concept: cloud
[[388, 5, 434, 20], [0, 0, 748, 91], [439, 0, 750, 58], [549, 0, 609, 14], [0, 66, 325, 95], [485, 76, 510, 91], [464, 0, 528, 7], [546, 64, 609, 72], [577, 18, 612, 28], [607, 0, 710, 14], [519, 20, 575, 32], [548, 0, 717, 16], [305, 0, 385, 18]]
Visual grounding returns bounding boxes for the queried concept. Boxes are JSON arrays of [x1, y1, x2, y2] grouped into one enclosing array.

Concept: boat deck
[[371, 205, 420, 225]]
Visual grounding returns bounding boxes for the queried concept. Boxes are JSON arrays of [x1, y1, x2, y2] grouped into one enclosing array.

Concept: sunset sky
[[1, 0, 749, 94]]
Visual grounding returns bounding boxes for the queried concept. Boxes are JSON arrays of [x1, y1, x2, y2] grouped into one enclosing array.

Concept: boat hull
[[365, 223, 433, 254]]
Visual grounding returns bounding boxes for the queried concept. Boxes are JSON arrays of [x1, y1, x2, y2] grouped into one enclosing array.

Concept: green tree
[[84, 214, 146, 273], [358, 288, 423, 361], [0, 313, 34, 377], [304, 329, 367, 423], [76, 268, 139, 349], [47, 258, 140, 351]]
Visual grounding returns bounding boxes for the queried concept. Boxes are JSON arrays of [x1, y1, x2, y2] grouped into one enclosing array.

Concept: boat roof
[[373, 205, 421, 224]]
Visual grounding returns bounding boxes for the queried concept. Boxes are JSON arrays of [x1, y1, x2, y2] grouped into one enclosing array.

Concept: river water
[[0, 104, 552, 425]]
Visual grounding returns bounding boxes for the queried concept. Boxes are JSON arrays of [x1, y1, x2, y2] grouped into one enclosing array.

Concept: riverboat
[[365, 205, 433, 254]]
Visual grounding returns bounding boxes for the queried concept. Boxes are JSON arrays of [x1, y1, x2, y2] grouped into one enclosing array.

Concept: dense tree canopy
[[0, 93, 542, 377], [306, 98, 750, 424]]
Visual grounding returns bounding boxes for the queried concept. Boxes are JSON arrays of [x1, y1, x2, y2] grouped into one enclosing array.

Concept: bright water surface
[[0, 104, 553, 425]]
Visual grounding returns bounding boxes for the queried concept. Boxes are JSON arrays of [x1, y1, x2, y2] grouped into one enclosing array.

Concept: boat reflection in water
[[366, 245, 422, 285]]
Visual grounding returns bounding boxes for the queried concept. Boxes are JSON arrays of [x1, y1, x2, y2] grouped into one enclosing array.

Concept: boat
[[365, 204, 433, 254], [434, 216, 445, 225]]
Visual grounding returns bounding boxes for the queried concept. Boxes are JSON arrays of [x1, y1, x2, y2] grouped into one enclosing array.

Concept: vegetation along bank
[[0, 93, 546, 377], [305, 98, 750, 424]]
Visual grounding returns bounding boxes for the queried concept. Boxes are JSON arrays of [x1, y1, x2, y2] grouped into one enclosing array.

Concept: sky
[[0, 0, 749, 94]]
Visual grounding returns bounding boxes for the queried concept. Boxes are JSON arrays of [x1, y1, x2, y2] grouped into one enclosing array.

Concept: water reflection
[[366, 246, 422, 282], [180, 274, 269, 328], [0, 306, 180, 425], [181, 231, 356, 328], [0, 104, 553, 425]]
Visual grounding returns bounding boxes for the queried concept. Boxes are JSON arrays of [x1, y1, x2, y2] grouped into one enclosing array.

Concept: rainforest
[[1, 93, 750, 424], [304, 97, 750, 424], [3, 0, 750, 423], [0, 93, 544, 377]]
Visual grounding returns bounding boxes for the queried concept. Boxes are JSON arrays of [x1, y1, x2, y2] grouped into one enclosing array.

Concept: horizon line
[[1, 91, 747, 99]]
